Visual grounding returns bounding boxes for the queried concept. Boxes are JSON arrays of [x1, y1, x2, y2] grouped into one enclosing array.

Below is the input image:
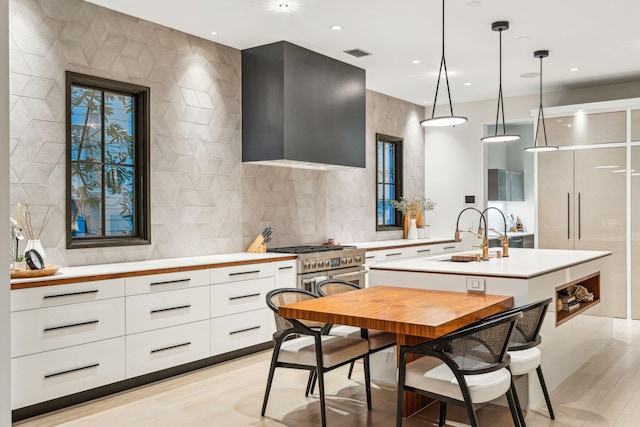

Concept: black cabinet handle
[[567, 193, 571, 240], [150, 304, 191, 314], [278, 266, 293, 270], [417, 249, 432, 253], [578, 192, 581, 240], [385, 253, 402, 257], [44, 363, 99, 379], [229, 326, 260, 335], [43, 319, 99, 332], [365, 255, 375, 259], [43, 290, 98, 299], [443, 246, 456, 250], [229, 293, 260, 301], [150, 278, 191, 286], [229, 270, 261, 277], [150, 342, 191, 354]]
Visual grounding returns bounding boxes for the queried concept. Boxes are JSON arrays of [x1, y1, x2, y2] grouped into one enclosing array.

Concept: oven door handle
[[329, 269, 368, 279]]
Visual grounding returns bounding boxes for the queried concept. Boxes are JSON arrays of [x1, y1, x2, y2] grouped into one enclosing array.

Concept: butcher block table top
[[278, 286, 514, 339]]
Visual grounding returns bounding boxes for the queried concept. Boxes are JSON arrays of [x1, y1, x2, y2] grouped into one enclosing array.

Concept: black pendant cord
[[535, 56, 549, 147], [430, 0, 455, 118], [493, 28, 507, 136]]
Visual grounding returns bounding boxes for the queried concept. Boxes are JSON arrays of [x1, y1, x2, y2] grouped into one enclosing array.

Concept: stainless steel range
[[267, 245, 367, 292]]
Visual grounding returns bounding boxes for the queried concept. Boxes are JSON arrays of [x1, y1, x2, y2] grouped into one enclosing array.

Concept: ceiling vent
[[343, 48, 371, 58]]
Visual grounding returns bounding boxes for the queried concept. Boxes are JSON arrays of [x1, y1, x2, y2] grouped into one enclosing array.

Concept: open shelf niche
[[555, 272, 601, 326]]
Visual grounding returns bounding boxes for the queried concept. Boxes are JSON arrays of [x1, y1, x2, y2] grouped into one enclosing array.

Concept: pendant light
[[420, 0, 467, 127], [524, 50, 558, 152], [481, 21, 520, 143]]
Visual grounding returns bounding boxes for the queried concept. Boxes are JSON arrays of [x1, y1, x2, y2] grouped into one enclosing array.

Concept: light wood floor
[[14, 318, 640, 427]]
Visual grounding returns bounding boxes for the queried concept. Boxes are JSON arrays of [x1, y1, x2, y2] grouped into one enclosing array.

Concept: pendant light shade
[[481, 21, 520, 143], [524, 50, 559, 152], [420, 0, 467, 127]]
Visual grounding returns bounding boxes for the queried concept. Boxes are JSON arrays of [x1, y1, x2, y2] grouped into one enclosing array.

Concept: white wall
[[1, 0, 11, 423]]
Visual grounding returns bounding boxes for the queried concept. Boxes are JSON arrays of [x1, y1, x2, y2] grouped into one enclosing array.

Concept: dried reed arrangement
[[21, 203, 51, 240]]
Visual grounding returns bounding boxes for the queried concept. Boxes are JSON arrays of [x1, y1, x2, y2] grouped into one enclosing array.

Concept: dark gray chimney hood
[[242, 41, 366, 170]]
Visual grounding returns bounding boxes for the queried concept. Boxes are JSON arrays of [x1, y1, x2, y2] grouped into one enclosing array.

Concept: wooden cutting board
[[450, 254, 478, 262]]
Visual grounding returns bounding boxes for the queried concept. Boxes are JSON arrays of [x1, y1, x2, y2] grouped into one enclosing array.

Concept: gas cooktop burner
[[267, 245, 348, 254]]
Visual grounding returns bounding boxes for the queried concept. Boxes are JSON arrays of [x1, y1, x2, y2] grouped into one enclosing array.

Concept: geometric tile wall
[[9, 0, 425, 266]]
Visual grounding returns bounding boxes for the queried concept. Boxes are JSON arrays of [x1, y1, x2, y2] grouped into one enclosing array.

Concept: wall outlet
[[466, 277, 485, 292]]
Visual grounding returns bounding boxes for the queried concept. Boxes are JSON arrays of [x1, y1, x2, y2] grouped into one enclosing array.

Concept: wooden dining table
[[278, 285, 514, 417]]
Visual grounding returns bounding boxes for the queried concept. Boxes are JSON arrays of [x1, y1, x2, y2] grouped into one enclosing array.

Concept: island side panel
[[369, 256, 613, 411]]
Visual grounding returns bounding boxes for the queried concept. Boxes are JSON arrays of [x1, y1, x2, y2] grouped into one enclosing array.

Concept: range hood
[[242, 41, 366, 170]]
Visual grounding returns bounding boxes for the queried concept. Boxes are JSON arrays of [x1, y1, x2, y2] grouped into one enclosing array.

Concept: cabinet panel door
[[537, 111, 626, 146], [632, 147, 640, 319], [574, 147, 627, 318], [632, 110, 640, 142], [538, 150, 574, 249]]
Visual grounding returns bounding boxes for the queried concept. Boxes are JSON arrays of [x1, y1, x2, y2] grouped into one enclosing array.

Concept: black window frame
[[65, 71, 151, 249], [375, 133, 403, 231]]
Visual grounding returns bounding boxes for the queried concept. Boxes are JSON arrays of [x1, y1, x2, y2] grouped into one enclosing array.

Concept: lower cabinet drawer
[[125, 320, 210, 378], [211, 277, 274, 318], [11, 298, 125, 358], [211, 308, 275, 356], [126, 286, 210, 334], [12, 337, 125, 409]]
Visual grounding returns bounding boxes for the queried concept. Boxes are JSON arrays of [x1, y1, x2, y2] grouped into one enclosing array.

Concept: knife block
[[246, 235, 266, 253]]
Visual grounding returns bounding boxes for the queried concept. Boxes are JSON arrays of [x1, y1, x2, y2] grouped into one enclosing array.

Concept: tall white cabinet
[[537, 103, 635, 318]]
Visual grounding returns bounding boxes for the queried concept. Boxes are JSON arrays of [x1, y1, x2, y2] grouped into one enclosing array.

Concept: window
[[376, 133, 403, 230], [66, 72, 150, 248]]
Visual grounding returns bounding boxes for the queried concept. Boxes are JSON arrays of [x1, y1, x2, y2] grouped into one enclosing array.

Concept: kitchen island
[[368, 248, 613, 413]]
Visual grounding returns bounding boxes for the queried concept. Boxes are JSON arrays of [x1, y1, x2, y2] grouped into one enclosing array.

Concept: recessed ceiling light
[[210, 31, 218, 35], [279, 3, 289, 9], [467, 1, 483, 6], [411, 60, 421, 64], [569, 67, 580, 72], [520, 72, 540, 79], [330, 25, 343, 30], [464, 82, 471, 86]]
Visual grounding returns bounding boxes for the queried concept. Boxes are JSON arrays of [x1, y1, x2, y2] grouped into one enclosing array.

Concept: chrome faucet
[[482, 207, 509, 257], [454, 207, 489, 261]]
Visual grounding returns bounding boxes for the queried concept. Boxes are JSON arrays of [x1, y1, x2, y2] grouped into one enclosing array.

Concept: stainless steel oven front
[[298, 265, 367, 293]]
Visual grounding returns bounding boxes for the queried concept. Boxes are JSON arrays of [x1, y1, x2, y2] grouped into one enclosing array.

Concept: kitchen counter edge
[[10, 253, 297, 290]]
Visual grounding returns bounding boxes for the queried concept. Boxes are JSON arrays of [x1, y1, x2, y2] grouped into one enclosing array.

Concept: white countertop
[[347, 237, 457, 250], [11, 252, 295, 286], [369, 248, 611, 279]]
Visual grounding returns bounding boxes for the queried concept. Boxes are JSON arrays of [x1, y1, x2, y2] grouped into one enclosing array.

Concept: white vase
[[407, 218, 418, 240], [24, 239, 46, 264]]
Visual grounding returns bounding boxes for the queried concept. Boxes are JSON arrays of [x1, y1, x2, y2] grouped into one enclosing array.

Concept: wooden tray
[[11, 265, 60, 279]]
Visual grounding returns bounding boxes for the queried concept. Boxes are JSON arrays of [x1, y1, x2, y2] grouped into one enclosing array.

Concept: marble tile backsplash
[[9, 0, 425, 266]]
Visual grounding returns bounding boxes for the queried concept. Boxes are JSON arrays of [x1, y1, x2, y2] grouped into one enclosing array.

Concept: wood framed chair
[[315, 279, 396, 379], [262, 288, 372, 427], [396, 311, 523, 427], [485, 297, 554, 425]]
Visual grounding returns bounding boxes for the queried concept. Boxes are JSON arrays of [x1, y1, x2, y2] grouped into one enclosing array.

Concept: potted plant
[[388, 196, 436, 239]]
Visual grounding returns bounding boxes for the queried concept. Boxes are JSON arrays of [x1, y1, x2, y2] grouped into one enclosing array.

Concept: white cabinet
[[126, 321, 210, 378], [12, 337, 125, 409], [126, 269, 209, 295], [367, 242, 461, 264], [12, 298, 125, 357], [10, 257, 285, 410], [11, 278, 124, 311], [209, 263, 277, 355], [538, 147, 627, 318], [211, 277, 273, 318], [211, 308, 275, 355], [126, 286, 210, 334], [274, 259, 296, 288]]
